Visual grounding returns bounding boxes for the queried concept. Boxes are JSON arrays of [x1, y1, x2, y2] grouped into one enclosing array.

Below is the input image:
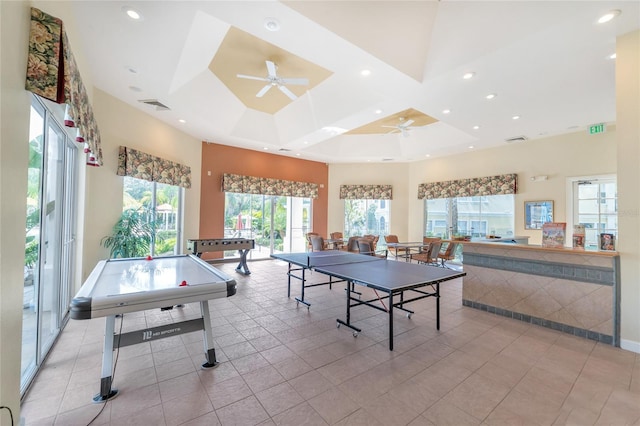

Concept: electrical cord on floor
[[86, 314, 124, 426], [0, 405, 14, 426]]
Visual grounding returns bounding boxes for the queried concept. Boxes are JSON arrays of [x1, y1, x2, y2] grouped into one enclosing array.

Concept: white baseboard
[[620, 338, 640, 354]]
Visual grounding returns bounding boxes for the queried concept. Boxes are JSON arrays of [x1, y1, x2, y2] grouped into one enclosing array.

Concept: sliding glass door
[[22, 97, 77, 393], [224, 192, 310, 258]]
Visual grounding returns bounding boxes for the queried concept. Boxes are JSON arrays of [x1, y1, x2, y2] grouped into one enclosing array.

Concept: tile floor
[[21, 258, 640, 425]]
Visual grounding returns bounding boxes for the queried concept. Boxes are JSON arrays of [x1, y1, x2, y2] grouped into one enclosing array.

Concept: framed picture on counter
[[524, 200, 553, 230]]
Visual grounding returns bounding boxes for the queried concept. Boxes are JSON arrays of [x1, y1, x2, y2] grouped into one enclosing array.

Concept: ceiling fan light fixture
[[360, 69, 371, 76], [486, 93, 496, 100], [264, 18, 280, 31]]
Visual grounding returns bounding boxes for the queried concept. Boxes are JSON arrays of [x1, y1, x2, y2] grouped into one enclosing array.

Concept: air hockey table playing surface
[[70, 254, 236, 319]]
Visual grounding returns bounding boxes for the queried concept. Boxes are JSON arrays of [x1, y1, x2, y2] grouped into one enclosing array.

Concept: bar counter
[[461, 242, 620, 345]]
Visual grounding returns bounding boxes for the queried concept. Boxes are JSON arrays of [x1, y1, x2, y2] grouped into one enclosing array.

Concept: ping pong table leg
[[295, 267, 311, 308], [436, 282, 440, 330], [94, 315, 118, 403], [336, 279, 361, 337], [388, 291, 394, 351], [200, 301, 219, 368]]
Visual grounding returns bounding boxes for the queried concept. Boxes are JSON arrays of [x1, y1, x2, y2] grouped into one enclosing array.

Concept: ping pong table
[[271, 251, 465, 350]]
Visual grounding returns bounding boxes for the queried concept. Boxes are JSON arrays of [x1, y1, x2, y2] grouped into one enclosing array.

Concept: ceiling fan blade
[[386, 128, 400, 134], [403, 119, 415, 127], [256, 84, 272, 98], [237, 74, 268, 82], [266, 60, 277, 77], [278, 85, 297, 100], [280, 78, 309, 86], [381, 125, 397, 129]]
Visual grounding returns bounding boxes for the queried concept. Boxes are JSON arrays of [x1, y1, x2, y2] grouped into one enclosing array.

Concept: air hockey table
[[70, 254, 236, 402]]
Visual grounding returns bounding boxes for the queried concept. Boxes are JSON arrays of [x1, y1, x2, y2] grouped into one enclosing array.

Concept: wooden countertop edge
[[459, 241, 619, 256]]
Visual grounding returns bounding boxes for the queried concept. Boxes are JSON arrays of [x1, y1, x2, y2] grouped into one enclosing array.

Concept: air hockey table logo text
[[142, 327, 182, 341]]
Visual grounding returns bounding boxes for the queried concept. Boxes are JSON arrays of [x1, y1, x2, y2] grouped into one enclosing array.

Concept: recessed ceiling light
[[598, 10, 621, 24], [425, 154, 431, 158], [122, 6, 142, 20], [178, 119, 186, 124], [263, 147, 268, 150], [512, 115, 520, 120], [264, 18, 280, 31], [469, 145, 475, 149], [473, 125, 480, 130], [485, 93, 496, 100], [303, 141, 308, 145], [463, 72, 475, 80], [360, 69, 371, 76], [296, 153, 300, 156], [374, 109, 382, 114], [442, 109, 451, 114], [608, 53, 617, 60]]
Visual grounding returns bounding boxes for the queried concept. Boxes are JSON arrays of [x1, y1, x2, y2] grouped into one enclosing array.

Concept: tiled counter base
[[461, 242, 620, 345]]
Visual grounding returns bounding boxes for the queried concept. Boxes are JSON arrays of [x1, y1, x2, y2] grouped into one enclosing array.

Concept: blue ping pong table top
[[271, 251, 465, 292], [271, 251, 382, 268]]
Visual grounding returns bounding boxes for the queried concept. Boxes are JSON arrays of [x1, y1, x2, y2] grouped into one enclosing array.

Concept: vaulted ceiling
[[70, 1, 639, 163]]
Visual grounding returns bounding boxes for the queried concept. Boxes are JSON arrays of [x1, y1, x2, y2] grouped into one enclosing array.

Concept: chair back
[[330, 232, 343, 240], [310, 235, 325, 252], [344, 236, 360, 252], [384, 234, 399, 244], [427, 241, 442, 263], [357, 239, 374, 255], [363, 234, 379, 250]]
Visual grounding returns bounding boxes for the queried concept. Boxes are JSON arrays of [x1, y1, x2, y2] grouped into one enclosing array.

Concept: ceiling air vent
[[138, 99, 170, 111], [382, 158, 394, 162], [505, 136, 528, 143], [278, 148, 291, 152]]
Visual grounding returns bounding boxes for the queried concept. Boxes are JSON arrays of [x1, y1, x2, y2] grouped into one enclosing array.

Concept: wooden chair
[[357, 238, 387, 258], [438, 242, 460, 268], [310, 235, 327, 252], [330, 231, 345, 249], [305, 232, 319, 251], [411, 240, 442, 266], [363, 234, 379, 251], [342, 236, 360, 253], [384, 234, 409, 259]]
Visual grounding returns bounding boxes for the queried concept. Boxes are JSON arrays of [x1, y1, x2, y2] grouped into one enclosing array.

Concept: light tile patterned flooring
[[21, 258, 640, 425]]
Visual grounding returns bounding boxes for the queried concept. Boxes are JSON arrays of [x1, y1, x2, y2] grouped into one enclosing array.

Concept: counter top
[[460, 240, 619, 256]]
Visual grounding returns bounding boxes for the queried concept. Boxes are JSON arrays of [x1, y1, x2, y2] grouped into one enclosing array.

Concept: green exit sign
[[589, 123, 606, 135]]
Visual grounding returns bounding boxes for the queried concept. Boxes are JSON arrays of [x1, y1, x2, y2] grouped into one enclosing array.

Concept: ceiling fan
[[237, 60, 309, 100], [382, 119, 415, 138]]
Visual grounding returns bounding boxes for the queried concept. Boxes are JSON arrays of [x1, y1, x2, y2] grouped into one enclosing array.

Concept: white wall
[[616, 30, 640, 352], [0, 1, 31, 421], [83, 90, 202, 282]]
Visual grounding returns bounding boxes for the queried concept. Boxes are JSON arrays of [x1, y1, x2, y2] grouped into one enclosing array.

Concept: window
[[344, 199, 390, 239], [224, 192, 311, 258], [122, 177, 183, 256], [22, 96, 78, 394], [424, 194, 514, 238], [572, 178, 617, 249]]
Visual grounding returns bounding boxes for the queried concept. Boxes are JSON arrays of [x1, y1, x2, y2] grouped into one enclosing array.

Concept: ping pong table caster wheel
[[336, 323, 340, 329], [352, 331, 358, 337], [407, 313, 412, 319]]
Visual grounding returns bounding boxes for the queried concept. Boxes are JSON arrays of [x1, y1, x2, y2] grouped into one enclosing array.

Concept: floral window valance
[[222, 174, 318, 199], [417, 173, 517, 200], [25, 7, 102, 167], [339, 185, 393, 200], [117, 147, 191, 188]]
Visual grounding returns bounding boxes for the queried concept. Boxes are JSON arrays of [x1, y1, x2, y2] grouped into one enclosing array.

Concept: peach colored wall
[[199, 143, 329, 258]]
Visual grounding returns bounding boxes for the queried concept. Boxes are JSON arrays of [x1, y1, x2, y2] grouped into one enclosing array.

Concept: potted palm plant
[[101, 208, 158, 258]]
